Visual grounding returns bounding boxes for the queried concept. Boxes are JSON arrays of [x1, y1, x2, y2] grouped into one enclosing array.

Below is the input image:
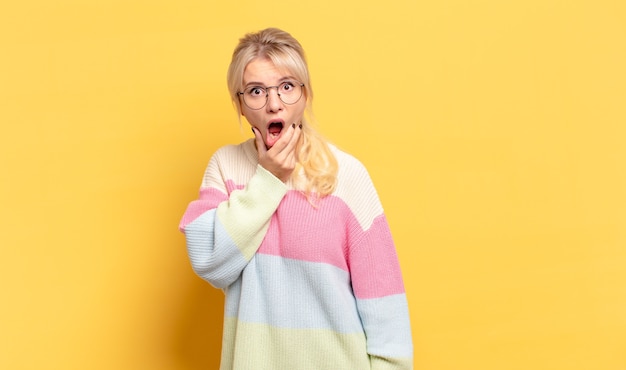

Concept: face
[[240, 58, 306, 149]]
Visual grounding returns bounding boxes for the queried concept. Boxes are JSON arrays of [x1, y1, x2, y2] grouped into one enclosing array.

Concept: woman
[[179, 28, 413, 370]]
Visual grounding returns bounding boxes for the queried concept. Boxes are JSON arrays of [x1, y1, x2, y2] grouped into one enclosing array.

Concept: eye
[[280, 82, 296, 92], [247, 87, 265, 97]]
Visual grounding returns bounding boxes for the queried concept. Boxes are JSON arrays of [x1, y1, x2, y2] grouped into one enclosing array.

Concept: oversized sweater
[[179, 139, 413, 370]]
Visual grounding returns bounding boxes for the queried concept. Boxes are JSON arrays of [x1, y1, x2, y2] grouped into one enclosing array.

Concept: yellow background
[[1, 1, 625, 369]]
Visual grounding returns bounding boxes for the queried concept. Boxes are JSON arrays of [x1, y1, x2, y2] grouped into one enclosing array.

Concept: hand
[[253, 123, 302, 183]]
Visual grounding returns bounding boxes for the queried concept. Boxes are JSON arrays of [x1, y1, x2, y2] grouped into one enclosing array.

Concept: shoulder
[[329, 143, 374, 187], [201, 139, 257, 188], [329, 143, 370, 178], [328, 143, 384, 227], [208, 139, 257, 168], [213, 139, 255, 160]]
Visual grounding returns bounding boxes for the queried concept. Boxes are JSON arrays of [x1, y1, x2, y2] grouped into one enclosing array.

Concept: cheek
[[295, 103, 307, 119], [243, 110, 262, 127]]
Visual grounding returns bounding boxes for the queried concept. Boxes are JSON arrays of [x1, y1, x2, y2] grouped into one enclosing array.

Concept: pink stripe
[[257, 192, 405, 299], [180, 180, 243, 232], [348, 215, 406, 299], [224, 179, 244, 194], [258, 192, 351, 271], [179, 188, 227, 231]]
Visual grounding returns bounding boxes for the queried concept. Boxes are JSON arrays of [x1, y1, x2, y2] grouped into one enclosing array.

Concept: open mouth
[[268, 121, 284, 139]]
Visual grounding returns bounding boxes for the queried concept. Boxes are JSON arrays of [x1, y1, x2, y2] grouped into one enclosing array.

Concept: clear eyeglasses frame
[[238, 81, 305, 110]]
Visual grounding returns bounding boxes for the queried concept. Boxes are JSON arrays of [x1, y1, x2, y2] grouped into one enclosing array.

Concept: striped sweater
[[179, 139, 413, 370]]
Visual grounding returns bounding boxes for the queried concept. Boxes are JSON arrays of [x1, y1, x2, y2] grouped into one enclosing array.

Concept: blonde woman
[[180, 28, 413, 370]]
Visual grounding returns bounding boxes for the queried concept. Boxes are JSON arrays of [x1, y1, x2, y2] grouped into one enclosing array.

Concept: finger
[[272, 122, 300, 156], [282, 122, 302, 154], [275, 125, 300, 169], [266, 123, 296, 155]]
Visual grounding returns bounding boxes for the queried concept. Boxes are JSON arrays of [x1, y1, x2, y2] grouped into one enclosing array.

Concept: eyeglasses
[[238, 81, 305, 110]]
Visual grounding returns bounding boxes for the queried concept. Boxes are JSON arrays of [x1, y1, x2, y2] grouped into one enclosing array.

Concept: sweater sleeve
[[340, 156, 414, 370], [350, 215, 414, 370], [179, 150, 287, 289]]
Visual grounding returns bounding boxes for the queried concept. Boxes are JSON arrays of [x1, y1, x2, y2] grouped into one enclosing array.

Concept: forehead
[[243, 58, 294, 85]]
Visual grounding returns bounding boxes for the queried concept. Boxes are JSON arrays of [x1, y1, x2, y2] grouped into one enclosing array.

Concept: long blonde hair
[[227, 28, 338, 199]]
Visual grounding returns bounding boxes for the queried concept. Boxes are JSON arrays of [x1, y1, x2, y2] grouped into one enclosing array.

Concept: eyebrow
[[243, 76, 297, 88]]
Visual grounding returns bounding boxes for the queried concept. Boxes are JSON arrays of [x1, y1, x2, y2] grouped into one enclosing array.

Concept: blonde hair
[[227, 28, 338, 199]]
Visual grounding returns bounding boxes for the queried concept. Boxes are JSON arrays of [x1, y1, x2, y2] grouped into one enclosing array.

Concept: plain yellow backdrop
[[1, 1, 625, 369]]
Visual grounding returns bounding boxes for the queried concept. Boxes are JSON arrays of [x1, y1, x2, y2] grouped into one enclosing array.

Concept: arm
[[350, 215, 414, 370], [180, 153, 287, 289], [180, 124, 301, 289], [341, 158, 413, 369]]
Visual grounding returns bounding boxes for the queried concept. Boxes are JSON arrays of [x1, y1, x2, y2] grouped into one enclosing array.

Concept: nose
[[266, 87, 283, 112]]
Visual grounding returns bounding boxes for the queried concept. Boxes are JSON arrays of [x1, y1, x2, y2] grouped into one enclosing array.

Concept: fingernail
[[292, 123, 296, 129], [251, 127, 255, 134], [299, 123, 303, 129]]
